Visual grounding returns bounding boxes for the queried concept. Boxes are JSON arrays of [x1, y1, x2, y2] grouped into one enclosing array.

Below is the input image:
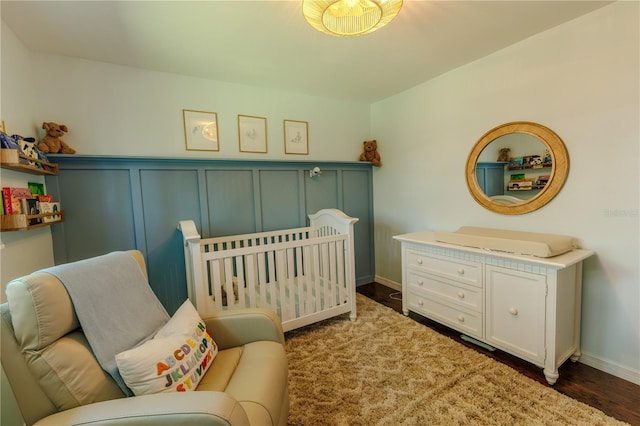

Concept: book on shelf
[[1, 187, 11, 215], [40, 201, 61, 223], [2, 186, 32, 215], [21, 198, 41, 225], [28, 182, 45, 196]]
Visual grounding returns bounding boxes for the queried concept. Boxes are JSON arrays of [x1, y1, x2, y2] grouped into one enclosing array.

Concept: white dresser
[[393, 231, 594, 384]]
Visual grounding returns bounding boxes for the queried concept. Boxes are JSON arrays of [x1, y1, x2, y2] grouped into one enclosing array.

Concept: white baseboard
[[374, 275, 401, 292], [373, 276, 640, 386], [578, 351, 640, 385]]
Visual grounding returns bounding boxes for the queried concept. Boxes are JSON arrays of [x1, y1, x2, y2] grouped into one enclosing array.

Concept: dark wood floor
[[357, 282, 640, 425]]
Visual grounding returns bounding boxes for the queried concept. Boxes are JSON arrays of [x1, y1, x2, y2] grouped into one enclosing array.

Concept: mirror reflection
[[465, 121, 569, 215], [476, 133, 552, 204]]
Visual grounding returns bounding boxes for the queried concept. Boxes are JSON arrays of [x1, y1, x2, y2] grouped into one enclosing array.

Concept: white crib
[[179, 209, 359, 332]]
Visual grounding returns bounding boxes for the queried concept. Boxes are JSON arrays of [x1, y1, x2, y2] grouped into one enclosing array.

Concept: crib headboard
[[308, 209, 359, 236]]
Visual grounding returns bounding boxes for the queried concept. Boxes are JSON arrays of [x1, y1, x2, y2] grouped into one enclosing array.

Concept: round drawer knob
[[457, 268, 465, 275], [509, 307, 519, 316], [417, 259, 423, 265], [418, 300, 424, 306], [457, 315, 465, 323], [418, 279, 424, 286], [457, 291, 465, 299]]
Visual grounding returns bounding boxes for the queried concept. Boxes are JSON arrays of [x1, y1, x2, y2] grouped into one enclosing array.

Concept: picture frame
[[183, 109, 219, 151], [283, 120, 309, 155], [238, 115, 267, 153]]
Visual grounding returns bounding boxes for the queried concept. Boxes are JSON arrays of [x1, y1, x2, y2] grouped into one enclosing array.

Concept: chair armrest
[[34, 391, 249, 426], [202, 308, 285, 349]]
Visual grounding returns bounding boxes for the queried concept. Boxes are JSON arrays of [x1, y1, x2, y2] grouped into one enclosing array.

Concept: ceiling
[[2, 1, 612, 103]]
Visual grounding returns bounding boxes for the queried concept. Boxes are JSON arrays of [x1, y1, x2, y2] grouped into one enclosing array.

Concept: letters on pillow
[[115, 299, 217, 395]]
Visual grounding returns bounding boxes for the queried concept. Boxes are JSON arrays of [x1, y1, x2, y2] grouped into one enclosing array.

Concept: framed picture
[[183, 109, 219, 151], [238, 115, 267, 153], [284, 120, 309, 155]]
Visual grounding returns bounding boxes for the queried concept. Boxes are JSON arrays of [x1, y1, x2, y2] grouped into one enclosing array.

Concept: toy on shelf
[[39, 122, 76, 154], [359, 140, 381, 167]]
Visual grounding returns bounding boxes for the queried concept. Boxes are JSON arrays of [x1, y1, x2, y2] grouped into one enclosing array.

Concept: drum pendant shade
[[302, 0, 403, 36]]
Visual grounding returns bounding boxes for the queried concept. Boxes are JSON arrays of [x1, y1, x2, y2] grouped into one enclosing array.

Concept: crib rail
[[202, 234, 348, 322], [201, 226, 313, 253], [179, 208, 359, 332]]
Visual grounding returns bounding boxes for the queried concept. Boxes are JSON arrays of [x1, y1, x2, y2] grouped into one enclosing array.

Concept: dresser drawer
[[406, 250, 482, 287], [407, 291, 483, 339], [407, 271, 482, 313]]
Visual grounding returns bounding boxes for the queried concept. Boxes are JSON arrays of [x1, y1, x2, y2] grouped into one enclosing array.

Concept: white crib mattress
[[434, 226, 577, 258]]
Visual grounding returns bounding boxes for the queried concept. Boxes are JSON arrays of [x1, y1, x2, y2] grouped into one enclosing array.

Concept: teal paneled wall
[[259, 170, 302, 231], [305, 170, 339, 215], [140, 170, 202, 310], [48, 169, 136, 261], [47, 156, 374, 314], [342, 170, 374, 282], [205, 169, 256, 236]]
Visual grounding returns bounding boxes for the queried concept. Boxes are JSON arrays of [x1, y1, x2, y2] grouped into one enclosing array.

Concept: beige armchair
[[1, 250, 289, 425]]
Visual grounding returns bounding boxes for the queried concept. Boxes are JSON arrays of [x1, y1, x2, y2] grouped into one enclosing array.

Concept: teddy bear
[[359, 140, 381, 167], [497, 147, 511, 162], [38, 122, 76, 154]]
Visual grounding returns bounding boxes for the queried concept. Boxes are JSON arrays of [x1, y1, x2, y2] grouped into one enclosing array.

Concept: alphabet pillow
[[115, 299, 217, 395]]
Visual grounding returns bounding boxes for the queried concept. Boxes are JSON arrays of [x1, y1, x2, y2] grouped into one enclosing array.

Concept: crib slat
[[300, 245, 309, 315], [246, 254, 257, 308], [235, 255, 245, 309], [336, 239, 346, 304], [330, 241, 338, 307], [223, 257, 235, 309], [210, 259, 223, 311], [258, 252, 267, 305], [311, 243, 321, 313], [276, 249, 287, 321], [296, 246, 305, 316], [285, 247, 296, 320], [320, 242, 330, 309], [267, 250, 278, 314]]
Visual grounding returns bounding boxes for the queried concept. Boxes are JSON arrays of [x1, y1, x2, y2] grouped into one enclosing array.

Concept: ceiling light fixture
[[302, 0, 403, 37]]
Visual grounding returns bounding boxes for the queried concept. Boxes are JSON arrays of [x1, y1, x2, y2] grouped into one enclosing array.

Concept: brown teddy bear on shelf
[[359, 140, 381, 167], [38, 122, 76, 154], [497, 147, 511, 162]]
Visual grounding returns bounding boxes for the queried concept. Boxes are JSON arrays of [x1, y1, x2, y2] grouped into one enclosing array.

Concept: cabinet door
[[485, 265, 546, 365]]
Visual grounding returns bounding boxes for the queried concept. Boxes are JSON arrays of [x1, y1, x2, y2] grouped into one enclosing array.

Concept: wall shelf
[[507, 163, 552, 171], [1, 211, 65, 231], [1, 148, 63, 231], [1, 149, 59, 175]]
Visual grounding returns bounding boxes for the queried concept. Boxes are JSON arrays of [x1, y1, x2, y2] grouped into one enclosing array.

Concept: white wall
[[1, 20, 46, 426], [29, 54, 371, 161], [371, 2, 639, 383], [0, 21, 54, 299]]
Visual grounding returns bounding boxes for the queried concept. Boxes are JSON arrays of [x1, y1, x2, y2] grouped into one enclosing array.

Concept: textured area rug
[[285, 294, 627, 426]]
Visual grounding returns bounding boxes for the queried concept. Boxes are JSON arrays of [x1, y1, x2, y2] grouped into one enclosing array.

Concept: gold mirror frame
[[465, 121, 569, 215]]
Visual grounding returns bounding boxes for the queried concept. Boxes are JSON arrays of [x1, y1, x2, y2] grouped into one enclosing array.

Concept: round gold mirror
[[465, 121, 569, 215]]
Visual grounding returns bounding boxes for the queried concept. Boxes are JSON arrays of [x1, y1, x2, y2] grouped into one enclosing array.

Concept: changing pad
[[434, 226, 577, 258]]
